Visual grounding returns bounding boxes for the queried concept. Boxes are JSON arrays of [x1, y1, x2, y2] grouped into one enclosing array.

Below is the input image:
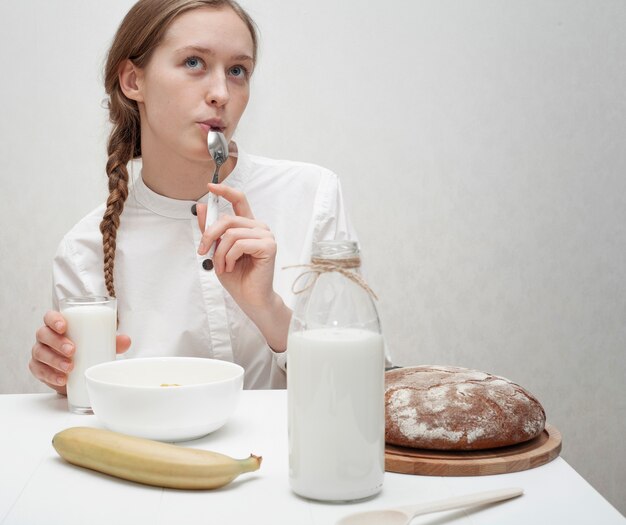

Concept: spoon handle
[[211, 164, 220, 184], [397, 487, 523, 518], [205, 191, 219, 260]]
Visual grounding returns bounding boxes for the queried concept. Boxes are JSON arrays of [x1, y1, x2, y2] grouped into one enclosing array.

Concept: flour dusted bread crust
[[385, 366, 546, 450]]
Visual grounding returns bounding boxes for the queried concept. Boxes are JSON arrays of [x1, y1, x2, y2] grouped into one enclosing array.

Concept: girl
[[29, 0, 356, 391]]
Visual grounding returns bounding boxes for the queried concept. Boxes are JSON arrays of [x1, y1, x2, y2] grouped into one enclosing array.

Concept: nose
[[205, 72, 229, 107]]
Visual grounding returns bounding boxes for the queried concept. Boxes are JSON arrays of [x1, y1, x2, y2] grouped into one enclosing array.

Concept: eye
[[184, 56, 205, 70], [229, 65, 249, 78]]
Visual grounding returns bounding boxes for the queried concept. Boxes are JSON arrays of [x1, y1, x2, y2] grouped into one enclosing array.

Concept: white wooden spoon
[[335, 487, 523, 525]]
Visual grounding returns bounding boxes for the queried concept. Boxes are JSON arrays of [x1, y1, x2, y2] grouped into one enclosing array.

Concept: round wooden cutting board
[[385, 423, 562, 476]]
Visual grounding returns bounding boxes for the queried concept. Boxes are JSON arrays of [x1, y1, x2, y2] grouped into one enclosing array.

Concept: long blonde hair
[[100, 0, 258, 298]]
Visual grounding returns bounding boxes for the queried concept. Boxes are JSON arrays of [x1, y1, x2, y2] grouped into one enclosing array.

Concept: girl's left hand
[[196, 183, 277, 311]]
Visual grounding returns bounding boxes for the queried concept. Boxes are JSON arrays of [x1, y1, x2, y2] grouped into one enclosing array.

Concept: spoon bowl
[[207, 130, 229, 183], [337, 510, 407, 525]]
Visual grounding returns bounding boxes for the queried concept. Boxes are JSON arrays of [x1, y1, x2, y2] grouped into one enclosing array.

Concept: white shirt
[[52, 148, 357, 389]]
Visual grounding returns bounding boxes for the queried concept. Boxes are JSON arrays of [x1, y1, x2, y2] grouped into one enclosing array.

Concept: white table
[[1, 391, 623, 525]]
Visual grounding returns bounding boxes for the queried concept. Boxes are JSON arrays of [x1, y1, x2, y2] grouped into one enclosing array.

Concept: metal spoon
[[207, 130, 229, 184], [204, 131, 230, 265], [335, 487, 523, 525]]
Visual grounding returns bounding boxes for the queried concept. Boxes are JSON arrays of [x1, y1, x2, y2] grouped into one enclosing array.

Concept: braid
[[100, 127, 133, 298], [99, 90, 139, 299]]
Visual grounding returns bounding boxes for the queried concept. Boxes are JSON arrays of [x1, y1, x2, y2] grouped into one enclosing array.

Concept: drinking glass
[[59, 296, 117, 414]]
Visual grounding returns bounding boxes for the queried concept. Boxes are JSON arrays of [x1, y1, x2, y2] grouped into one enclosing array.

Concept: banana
[[52, 426, 262, 489]]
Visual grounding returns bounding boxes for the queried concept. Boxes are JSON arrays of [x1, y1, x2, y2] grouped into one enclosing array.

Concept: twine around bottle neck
[[283, 257, 378, 301]]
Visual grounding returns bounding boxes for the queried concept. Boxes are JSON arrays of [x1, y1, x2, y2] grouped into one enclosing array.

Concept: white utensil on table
[[335, 487, 523, 525]]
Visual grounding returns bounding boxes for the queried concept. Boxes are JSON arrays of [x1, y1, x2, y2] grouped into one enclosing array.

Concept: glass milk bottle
[[287, 240, 385, 501]]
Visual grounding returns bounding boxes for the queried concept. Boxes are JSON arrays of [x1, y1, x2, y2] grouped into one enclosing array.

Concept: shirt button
[[202, 259, 214, 271], [191, 204, 197, 216]]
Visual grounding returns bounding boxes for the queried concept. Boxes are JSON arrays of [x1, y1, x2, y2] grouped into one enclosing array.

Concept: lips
[[199, 119, 225, 133]]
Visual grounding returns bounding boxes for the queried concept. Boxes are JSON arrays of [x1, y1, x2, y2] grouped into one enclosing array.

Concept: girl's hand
[[197, 183, 276, 307], [197, 184, 291, 351], [29, 310, 131, 395]]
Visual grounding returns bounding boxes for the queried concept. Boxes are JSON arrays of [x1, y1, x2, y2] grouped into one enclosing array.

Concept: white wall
[[1, 0, 624, 514]]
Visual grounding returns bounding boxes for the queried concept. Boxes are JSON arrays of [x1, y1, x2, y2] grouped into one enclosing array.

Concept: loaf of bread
[[385, 366, 546, 450]]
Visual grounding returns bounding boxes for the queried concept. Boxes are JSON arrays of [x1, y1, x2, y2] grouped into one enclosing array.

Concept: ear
[[118, 59, 144, 102]]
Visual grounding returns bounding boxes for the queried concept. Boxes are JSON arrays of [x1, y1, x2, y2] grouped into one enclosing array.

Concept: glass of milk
[[287, 241, 385, 502], [59, 296, 117, 414]]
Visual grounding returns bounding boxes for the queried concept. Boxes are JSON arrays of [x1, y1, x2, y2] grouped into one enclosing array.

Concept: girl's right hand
[[29, 310, 131, 395]]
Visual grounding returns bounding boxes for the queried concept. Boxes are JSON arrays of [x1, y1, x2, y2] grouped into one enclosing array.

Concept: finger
[[43, 310, 67, 335], [223, 238, 277, 273], [42, 380, 67, 395], [198, 215, 268, 256], [207, 183, 254, 219], [116, 334, 131, 354], [213, 227, 273, 273], [29, 363, 67, 395], [196, 202, 208, 233], [31, 342, 73, 374], [28, 353, 68, 388], [36, 325, 74, 358]]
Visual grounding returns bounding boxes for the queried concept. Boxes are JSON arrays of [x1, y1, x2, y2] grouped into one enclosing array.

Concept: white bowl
[[85, 357, 244, 441]]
